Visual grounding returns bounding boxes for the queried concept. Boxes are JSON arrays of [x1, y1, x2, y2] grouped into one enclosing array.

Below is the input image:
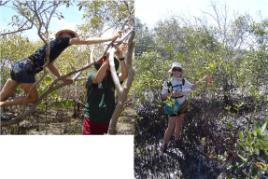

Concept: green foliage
[[234, 119, 268, 177], [133, 16, 268, 106], [0, 35, 37, 86], [0, 33, 90, 110], [133, 20, 223, 99], [251, 19, 268, 47], [0, 1, 132, 113], [135, 19, 155, 56], [132, 51, 168, 97], [78, 0, 134, 35], [0, 35, 37, 60], [53, 99, 75, 109]]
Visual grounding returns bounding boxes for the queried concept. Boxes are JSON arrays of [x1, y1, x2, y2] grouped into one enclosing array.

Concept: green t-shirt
[[84, 72, 116, 123]]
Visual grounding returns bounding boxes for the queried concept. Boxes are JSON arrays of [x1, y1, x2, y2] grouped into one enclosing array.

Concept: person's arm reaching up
[[92, 60, 109, 84], [115, 43, 128, 82]]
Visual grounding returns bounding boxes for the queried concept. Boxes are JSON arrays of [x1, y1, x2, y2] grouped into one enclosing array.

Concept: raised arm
[[69, 32, 122, 45], [92, 60, 109, 84], [161, 81, 170, 101], [115, 43, 128, 82], [118, 60, 128, 82]]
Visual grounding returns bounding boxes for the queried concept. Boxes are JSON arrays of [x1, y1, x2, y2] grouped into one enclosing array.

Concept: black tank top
[[28, 37, 70, 73]]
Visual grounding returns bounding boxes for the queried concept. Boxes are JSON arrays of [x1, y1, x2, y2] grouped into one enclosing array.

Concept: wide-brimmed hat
[[55, 29, 78, 38], [168, 62, 183, 73]]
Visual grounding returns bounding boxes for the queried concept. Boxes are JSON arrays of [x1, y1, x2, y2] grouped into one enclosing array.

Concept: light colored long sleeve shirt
[[161, 77, 193, 104]]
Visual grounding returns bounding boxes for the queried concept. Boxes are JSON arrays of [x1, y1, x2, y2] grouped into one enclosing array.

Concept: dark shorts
[[82, 117, 109, 135], [10, 59, 36, 83]]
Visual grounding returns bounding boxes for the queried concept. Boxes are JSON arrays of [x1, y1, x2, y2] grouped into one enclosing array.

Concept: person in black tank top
[[0, 29, 122, 109]]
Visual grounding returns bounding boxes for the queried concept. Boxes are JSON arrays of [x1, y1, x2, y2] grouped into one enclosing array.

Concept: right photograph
[[134, 0, 268, 178]]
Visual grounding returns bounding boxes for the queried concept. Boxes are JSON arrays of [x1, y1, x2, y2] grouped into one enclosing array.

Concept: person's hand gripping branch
[[111, 31, 123, 42], [114, 42, 128, 82]]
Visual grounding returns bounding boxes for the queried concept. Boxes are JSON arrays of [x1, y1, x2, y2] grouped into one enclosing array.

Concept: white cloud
[[135, 0, 268, 28], [51, 18, 78, 33]]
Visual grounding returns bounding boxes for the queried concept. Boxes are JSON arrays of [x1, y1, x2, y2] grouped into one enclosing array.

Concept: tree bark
[[108, 30, 135, 134]]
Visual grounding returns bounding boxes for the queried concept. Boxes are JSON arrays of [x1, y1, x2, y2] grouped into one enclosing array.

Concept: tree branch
[[32, 1, 47, 43], [108, 30, 135, 134], [0, 22, 34, 36], [108, 47, 124, 93], [0, 0, 9, 6], [1, 30, 135, 129]]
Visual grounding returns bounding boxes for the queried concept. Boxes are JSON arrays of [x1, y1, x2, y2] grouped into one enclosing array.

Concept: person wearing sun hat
[[55, 29, 78, 38], [0, 27, 122, 112], [160, 61, 194, 152], [82, 43, 128, 135], [168, 62, 182, 73]]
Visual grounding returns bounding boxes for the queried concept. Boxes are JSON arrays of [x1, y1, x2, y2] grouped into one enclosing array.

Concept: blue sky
[[0, 3, 84, 41], [1, 0, 268, 41]]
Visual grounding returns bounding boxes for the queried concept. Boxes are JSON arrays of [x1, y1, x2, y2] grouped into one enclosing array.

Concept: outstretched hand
[[111, 31, 122, 42], [115, 43, 128, 58]]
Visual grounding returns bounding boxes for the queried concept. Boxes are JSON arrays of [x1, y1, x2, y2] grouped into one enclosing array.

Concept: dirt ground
[[0, 107, 136, 135]]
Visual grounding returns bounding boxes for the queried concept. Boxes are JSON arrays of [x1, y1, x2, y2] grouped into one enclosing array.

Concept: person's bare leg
[[163, 117, 176, 146], [0, 79, 18, 102], [173, 115, 180, 139], [0, 83, 38, 107], [174, 114, 185, 140]]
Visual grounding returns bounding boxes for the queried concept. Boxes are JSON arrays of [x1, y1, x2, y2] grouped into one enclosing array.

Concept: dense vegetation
[[0, 0, 134, 134], [0, 1, 267, 178], [133, 8, 268, 178]]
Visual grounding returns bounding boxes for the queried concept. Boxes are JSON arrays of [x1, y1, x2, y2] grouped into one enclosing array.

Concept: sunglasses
[[172, 67, 182, 72]]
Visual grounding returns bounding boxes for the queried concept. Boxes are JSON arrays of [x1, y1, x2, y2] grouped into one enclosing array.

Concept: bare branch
[[45, 3, 59, 31], [0, 22, 33, 36], [31, 1, 47, 43], [0, 1, 63, 41], [0, 0, 10, 6], [108, 30, 135, 134]]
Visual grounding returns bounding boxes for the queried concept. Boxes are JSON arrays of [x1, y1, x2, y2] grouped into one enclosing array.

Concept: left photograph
[[0, 0, 135, 135]]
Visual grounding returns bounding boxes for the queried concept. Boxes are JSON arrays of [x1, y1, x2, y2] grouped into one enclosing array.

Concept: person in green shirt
[[82, 44, 128, 135], [0, 29, 122, 109]]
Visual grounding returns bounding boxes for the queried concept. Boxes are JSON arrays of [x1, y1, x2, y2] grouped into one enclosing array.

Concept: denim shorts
[[169, 101, 189, 117], [10, 58, 36, 83]]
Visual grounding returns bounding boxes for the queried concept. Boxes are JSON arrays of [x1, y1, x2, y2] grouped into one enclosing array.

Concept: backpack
[[166, 78, 185, 93], [163, 96, 182, 115], [163, 78, 185, 115]]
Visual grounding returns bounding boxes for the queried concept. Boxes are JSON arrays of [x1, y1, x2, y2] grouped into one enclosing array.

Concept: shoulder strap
[[166, 79, 184, 93], [167, 80, 172, 93]]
